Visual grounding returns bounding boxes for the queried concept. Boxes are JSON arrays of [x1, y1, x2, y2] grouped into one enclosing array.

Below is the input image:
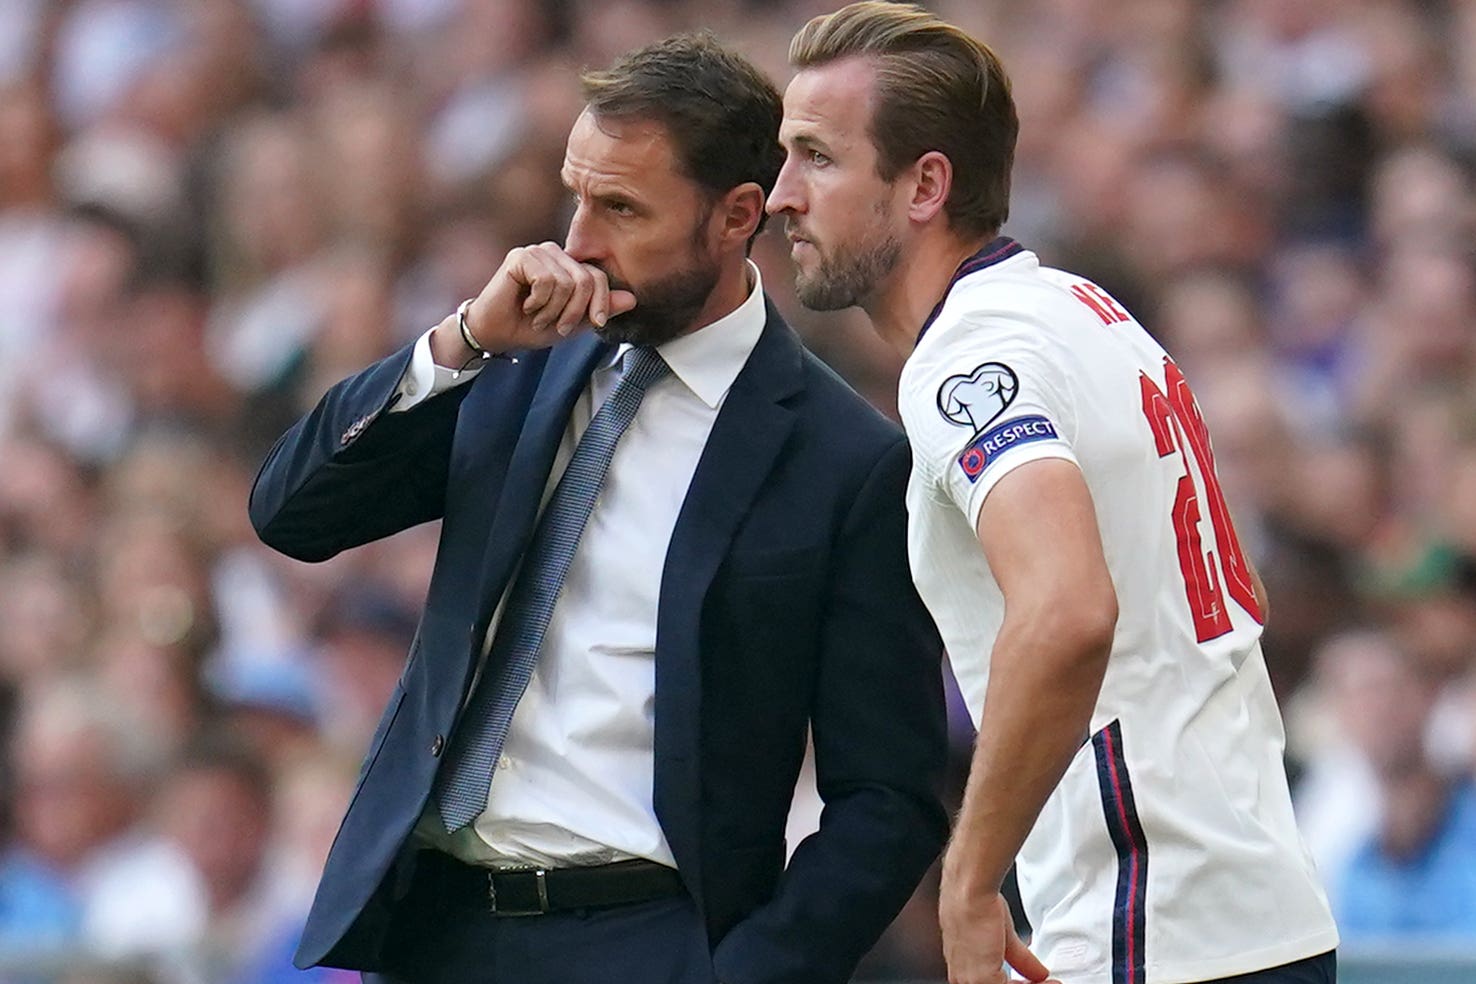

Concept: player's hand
[[938, 885, 1056, 984], [434, 242, 637, 363]]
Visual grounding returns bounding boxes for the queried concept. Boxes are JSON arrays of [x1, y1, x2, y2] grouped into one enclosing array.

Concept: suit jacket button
[[431, 735, 445, 757]]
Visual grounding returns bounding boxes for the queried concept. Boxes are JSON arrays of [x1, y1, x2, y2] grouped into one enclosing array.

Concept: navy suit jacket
[[249, 301, 948, 984]]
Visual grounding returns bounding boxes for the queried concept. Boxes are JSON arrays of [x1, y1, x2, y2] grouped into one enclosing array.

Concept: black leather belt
[[415, 850, 685, 916]]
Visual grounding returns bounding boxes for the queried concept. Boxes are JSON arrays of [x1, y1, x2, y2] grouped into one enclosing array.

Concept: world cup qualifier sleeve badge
[[936, 362, 1060, 484], [936, 362, 1018, 431]]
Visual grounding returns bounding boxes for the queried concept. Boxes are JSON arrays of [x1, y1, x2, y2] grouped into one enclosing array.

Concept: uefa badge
[[960, 445, 987, 480]]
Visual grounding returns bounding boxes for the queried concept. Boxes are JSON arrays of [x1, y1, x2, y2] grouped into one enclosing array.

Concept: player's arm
[[939, 457, 1116, 984], [1250, 561, 1270, 623]]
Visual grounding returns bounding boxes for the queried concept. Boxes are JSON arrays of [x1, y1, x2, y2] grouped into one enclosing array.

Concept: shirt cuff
[[391, 327, 482, 413]]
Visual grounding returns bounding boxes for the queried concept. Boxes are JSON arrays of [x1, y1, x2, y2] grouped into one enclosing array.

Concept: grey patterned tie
[[434, 346, 670, 832]]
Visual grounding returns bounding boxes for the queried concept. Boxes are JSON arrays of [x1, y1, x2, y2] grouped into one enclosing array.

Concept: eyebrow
[[561, 171, 645, 208], [784, 131, 832, 154]]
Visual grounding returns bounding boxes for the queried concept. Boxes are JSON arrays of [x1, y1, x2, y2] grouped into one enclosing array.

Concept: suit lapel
[[653, 301, 804, 889], [468, 334, 612, 677]]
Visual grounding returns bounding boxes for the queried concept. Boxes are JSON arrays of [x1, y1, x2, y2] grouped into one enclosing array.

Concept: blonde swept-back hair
[[789, 1, 1018, 238]]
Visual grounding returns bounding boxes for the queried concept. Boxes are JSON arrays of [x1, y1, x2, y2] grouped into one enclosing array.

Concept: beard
[[596, 258, 721, 347], [792, 232, 902, 311], [593, 205, 721, 347]]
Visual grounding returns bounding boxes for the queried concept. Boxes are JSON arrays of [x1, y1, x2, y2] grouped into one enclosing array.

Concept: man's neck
[[682, 259, 753, 337], [864, 233, 995, 355]]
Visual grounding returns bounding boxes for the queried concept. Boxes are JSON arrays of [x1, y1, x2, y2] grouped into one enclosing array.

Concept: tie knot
[[619, 346, 670, 394]]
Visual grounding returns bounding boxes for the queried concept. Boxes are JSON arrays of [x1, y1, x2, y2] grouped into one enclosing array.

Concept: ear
[[907, 150, 953, 225], [712, 182, 766, 249]]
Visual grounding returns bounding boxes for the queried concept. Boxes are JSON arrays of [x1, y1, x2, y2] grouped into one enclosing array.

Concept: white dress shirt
[[398, 263, 767, 869]]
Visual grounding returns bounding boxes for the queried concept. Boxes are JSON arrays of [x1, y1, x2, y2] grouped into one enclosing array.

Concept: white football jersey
[[899, 241, 1338, 984]]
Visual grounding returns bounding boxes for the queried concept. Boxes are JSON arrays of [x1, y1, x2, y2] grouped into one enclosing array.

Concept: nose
[[564, 204, 601, 263], [767, 156, 803, 217]]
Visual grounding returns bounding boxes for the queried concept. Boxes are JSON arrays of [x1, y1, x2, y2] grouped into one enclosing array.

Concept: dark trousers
[[1205, 950, 1336, 984], [363, 864, 717, 984]]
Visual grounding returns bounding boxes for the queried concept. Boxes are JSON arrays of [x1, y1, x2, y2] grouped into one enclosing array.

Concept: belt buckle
[[486, 868, 550, 916]]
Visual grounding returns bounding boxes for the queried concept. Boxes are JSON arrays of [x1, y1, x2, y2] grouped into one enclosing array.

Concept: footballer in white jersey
[[771, 4, 1339, 983], [899, 239, 1339, 983]]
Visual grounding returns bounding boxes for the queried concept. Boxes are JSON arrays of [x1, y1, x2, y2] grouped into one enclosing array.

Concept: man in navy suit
[[249, 34, 947, 984]]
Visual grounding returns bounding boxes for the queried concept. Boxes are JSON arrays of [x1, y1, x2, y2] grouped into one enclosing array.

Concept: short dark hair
[[790, 1, 1019, 239], [581, 32, 784, 240]]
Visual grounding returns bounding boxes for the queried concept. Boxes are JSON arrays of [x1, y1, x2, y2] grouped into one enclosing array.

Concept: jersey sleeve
[[902, 314, 1079, 527]]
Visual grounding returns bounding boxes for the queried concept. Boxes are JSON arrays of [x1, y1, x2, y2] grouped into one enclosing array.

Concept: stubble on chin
[[793, 269, 854, 311], [593, 315, 673, 348], [593, 262, 719, 347], [793, 235, 902, 312]]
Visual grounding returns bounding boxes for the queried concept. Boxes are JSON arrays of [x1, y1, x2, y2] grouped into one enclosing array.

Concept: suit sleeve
[[712, 437, 950, 984], [248, 340, 475, 562]]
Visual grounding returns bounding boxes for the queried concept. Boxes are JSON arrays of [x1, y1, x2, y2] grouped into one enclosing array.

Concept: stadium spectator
[[1329, 632, 1476, 940]]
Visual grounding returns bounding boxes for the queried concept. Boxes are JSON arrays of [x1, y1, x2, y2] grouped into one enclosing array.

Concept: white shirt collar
[[608, 260, 766, 410]]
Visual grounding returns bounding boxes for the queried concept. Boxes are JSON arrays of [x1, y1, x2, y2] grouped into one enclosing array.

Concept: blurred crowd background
[[1, 0, 1476, 981]]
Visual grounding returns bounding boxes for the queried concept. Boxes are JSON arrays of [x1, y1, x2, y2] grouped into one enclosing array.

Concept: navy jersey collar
[[917, 236, 1024, 346]]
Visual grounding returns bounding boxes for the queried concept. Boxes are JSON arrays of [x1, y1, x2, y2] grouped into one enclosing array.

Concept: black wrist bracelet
[[452, 298, 517, 377], [457, 298, 491, 356]]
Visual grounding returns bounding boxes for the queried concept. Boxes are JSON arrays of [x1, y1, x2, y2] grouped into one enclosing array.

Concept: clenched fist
[[431, 242, 638, 367]]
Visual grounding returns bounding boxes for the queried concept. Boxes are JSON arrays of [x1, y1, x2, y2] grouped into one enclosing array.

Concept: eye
[[808, 148, 832, 167], [607, 200, 636, 216]]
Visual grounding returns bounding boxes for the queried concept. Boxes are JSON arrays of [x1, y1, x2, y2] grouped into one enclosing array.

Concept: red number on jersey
[[1139, 361, 1263, 642]]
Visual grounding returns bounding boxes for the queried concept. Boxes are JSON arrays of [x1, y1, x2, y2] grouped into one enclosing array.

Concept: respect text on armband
[[956, 415, 1059, 483]]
